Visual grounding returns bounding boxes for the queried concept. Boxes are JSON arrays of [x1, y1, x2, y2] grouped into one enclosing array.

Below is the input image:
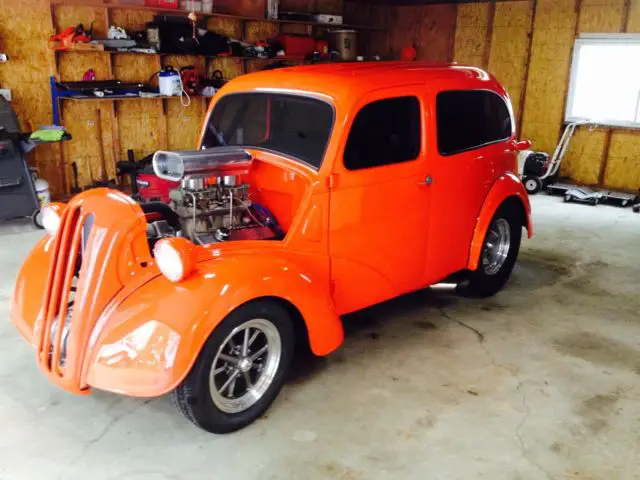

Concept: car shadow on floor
[[287, 288, 459, 385]]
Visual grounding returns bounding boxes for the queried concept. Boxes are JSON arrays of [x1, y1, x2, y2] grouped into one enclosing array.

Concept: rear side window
[[436, 90, 512, 156], [344, 96, 421, 170]]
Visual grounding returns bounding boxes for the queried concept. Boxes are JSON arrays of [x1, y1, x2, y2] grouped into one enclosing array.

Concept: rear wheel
[[463, 204, 522, 297], [171, 300, 295, 434]]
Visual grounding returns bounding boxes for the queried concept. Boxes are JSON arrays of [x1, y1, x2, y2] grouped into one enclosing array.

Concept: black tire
[[564, 194, 573, 203], [463, 204, 522, 298], [633, 204, 640, 213], [523, 176, 542, 195], [590, 197, 599, 206], [171, 299, 295, 434], [31, 209, 44, 230], [621, 199, 630, 208]]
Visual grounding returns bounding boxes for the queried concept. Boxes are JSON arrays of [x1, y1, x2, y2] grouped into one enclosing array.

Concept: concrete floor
[[0, 194, 638, 480]]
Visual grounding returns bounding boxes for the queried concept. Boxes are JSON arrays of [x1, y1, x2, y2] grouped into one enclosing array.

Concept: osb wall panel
[[487, 1, 533, 123], [604, 132, 640, 190], [628, 0, 640, 31], [386, 4, 456, 62], [61, 101, 117, 188], [54, 5, 108, 38], [520, 0, 578, 154], [116, 100, 166, 160], [207, 57, 244, 80], [277, 0, 342, 15], [161, 55, 208, 151], [560, 0, 625, 184], [113, 53, 158, 83], [0, 0, 63, 194], [207, 17, 243, 39], [453, 3, 492, 66], [166, 97, 208, 151], [109, 9, 155, 31], [245, 21, 280, 43], [58, 51, 111, 81]]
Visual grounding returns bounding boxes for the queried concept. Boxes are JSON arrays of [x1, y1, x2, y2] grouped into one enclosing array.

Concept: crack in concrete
[[515, 381, 556, 480], [67, 398, 155, 469], [438, 306, 557, 480], [437, 307, 485, 343]]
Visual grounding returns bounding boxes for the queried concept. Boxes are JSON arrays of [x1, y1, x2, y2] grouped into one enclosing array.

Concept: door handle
[[418, 175, 433, 186]]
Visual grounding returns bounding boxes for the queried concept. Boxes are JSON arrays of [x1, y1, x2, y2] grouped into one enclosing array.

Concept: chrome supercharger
[[151, 148, 279, 244]]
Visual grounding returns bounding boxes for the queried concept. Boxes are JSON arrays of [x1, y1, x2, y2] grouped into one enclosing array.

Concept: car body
[[11, 62, 532, 433]]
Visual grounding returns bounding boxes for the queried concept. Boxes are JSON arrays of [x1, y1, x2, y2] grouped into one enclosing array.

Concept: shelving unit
[[49, 0, 386, 31], [47, 0, 385, 194]]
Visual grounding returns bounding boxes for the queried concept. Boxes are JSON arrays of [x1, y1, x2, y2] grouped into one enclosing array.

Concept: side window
[[436, 90, 512, 156], [344, 96, 421, 170]]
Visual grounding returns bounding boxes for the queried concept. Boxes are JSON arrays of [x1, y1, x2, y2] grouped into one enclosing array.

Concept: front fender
[[468, 173, 532, 271], [85, 253, 342, 397]]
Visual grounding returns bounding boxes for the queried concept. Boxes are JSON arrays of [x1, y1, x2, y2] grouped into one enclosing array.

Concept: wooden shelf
[[60, 94, 208, 101], [58, 50, 307, 61], [49, 0, 386, 31]]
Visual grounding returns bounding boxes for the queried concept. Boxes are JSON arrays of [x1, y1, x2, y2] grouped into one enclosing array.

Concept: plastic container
[[328, 29, 358, 61], [159, 67, 182, 96]]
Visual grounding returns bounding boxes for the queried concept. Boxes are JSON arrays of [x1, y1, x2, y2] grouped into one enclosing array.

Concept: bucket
[[35, 178, 50, 207], [328, 29, 357, 61]]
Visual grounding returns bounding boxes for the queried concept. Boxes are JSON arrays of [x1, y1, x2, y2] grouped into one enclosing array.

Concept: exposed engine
[[146, 148, 282, 245]]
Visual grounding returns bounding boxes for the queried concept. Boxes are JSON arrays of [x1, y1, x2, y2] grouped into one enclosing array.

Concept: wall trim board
[[621, 0, 632, 32], [448, 2, 458, 61], [483, 1, 497, 69], [595, 0, 632, 187], [516, 0, 536, 134]]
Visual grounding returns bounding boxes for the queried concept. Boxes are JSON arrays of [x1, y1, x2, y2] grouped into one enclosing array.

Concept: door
[[424, 88, 515, 283], [329, 88, 431, 315]]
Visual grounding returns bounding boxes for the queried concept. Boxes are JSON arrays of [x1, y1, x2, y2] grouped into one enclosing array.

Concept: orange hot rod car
[[12, 62, 532, 433]]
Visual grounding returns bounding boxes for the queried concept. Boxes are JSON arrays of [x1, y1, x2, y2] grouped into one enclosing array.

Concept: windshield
[[202, 93, 334, 169]]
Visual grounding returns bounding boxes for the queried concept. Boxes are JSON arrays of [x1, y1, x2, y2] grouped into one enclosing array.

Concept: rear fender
[[85, 253, 342, 397], [468, 173, 532, 271]]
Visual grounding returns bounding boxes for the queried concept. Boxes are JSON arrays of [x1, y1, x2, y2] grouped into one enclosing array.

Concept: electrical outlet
[[0, 89, 11, 101]]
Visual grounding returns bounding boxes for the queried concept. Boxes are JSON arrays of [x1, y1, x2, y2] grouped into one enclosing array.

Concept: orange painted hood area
[[10, 189, 153, 393]]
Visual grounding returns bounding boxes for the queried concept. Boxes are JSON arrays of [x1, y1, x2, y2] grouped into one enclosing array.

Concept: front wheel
[[463, 205, 522, 297], [171, 300, 295, 434]]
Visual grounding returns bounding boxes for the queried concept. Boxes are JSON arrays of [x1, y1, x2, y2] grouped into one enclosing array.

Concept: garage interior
[[1, 0, 639, 478]]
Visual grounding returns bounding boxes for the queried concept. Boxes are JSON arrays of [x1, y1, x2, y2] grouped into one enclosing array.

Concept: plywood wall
[[0, 0, 61, 193], [450, 0, 640, 192], [0, 0, 384, 196]]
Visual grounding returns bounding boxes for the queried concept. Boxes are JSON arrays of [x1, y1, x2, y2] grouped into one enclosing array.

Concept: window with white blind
[[566, 34, 640, 128]]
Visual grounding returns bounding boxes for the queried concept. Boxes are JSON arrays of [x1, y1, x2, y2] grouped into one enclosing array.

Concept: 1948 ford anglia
[[12, 62, 532, 433]]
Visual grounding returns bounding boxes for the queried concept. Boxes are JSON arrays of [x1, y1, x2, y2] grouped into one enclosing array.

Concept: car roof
[[222, 62, 504, 102]]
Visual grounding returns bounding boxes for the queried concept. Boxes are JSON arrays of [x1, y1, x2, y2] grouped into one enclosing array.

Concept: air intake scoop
[[153, 147, 253, 181]]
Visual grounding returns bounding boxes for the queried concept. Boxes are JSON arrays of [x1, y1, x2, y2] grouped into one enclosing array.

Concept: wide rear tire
[[171, 299, 295, 434], [463, 204, 522, 297]]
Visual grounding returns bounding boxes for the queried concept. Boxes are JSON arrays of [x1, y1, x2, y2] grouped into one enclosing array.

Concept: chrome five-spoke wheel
[[481, 218, 511, 276], [171, 300, 294, 434], [209, 318, 282, 414]]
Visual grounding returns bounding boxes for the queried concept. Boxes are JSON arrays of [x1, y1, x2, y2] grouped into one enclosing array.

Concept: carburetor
[[169, 176, 251, 243]]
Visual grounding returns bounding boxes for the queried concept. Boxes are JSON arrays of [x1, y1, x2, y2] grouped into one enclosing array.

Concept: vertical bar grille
[[37, 204, 89, 377]]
